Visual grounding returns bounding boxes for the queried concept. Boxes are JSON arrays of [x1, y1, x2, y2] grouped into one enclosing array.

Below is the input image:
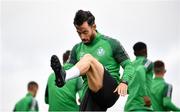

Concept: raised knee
[[83, 54, 94, 61], [83, 54, 93, 58]]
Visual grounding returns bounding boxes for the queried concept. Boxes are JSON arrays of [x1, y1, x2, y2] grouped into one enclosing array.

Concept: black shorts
[[80, 68, 119, 111]]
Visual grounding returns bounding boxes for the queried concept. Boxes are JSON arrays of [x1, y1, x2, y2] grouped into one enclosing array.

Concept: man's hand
[[114, 83, 128, 96], [143, 96, 151, 107]]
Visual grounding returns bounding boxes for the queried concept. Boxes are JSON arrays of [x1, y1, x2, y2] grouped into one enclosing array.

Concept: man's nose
[[80, 34, 86, 39]]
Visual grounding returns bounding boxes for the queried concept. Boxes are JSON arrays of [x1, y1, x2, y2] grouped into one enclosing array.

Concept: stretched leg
[[75, 54, 104, 92], [51, 54, 118, 110], [51, 54, 104, 92], [75, 54, 119, 110]]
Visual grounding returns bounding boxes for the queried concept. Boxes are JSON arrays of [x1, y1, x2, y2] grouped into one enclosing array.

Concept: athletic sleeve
[[76, 77, 84, 102], [13, 105, 16, 112], [44, 84, 49, 104], [35, 100, 39, 111], [76, 77, 84, 91], [143, 59, 153, 72], [110, 38, 129, 63], [29, 98, 37, 111], [163, 84, 180, 111], [120, 59, 135, 83], [136, 66, 148, 96], [108, 38, 135, 83]]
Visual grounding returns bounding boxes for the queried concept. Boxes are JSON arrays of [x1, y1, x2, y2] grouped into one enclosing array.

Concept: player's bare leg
[[75, 54, 104, 92], [51, 54, 104, 92]]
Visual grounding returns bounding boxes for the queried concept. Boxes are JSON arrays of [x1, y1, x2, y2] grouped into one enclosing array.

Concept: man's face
[[32, 86, 38, 97], [75, 21, 96, 44]]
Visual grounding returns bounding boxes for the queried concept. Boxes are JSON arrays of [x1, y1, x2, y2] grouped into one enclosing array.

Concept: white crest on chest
[[97, 47, 105, 56]]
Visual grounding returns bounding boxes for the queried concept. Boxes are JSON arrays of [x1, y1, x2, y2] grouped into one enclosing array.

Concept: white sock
[[65, 66, 80, 81]]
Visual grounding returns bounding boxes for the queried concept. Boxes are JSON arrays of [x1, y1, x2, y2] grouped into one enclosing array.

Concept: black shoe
[[51, 55, 66, 87]]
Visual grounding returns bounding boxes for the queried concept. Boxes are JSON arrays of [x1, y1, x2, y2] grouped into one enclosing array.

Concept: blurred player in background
[[124, 42, 153, 111], [45, 50, 83, 111], [13, 81, 39, 111], [150, 60, 180, 111]]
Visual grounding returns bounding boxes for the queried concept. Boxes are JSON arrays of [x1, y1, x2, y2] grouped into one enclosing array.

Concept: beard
[[83, 32, 96, 45], [83, 36, 94, 45]]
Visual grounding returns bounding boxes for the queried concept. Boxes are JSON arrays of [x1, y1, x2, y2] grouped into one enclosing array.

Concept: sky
[[0, 0, 180, 111]]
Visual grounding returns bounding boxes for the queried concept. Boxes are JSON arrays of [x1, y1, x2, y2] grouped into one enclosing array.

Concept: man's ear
[[92, 24, 96, 30]]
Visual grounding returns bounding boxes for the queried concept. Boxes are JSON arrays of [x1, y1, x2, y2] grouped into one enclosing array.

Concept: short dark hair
[[154, 60, 165, 73], [133, 42, 147, 56], [63, 50, 71, 64], [28, 81, 38, 90], [73, 10, 95, 26]]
